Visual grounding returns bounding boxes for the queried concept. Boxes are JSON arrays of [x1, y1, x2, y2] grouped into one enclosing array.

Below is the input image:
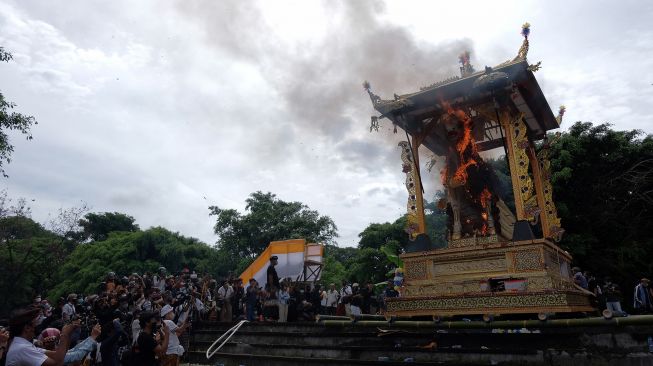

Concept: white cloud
[[0, 0, 651, 251]]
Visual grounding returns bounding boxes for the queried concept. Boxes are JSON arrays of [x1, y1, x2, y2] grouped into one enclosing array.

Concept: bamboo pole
[[315, 315, 350, 322], [321, 315, 653, 329]]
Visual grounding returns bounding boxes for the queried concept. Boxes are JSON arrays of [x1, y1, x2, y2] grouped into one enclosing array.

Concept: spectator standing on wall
[[634, 278, 653, 314], [572, 267, 588, 289], [603, 277, 623, 316], [217, 281, 234, 322], [349, 283, 363, 316], [338, 281, 353, 316], [245, 279, 259, 321], [278, 284, 290, 323], [325, 284, 339, 315], [267, 256, 280, 292]]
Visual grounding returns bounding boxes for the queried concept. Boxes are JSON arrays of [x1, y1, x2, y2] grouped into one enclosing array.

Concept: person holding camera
[[160, 305, 189, 366], [5, 307, 79, 366], [61, 295, 77, 323], [131, 311, 169, 366], [35, 323, 102, 365]]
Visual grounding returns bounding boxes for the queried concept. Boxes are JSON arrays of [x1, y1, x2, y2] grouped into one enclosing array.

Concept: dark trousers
[[246, 302, 256, 321]]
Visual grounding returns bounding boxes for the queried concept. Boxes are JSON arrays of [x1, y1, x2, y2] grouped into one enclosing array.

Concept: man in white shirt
[[160, 305, 189, 366], [326, 283, 340, 315], [339, 280, 353, 316], [153, 267, 167, 292], [61, 295, 77, 323], [6, 307, 78, 366], [217, 281, 234, 322]]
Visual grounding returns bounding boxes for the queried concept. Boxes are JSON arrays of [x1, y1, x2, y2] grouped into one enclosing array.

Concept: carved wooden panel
[[514, 250, 542, 271], [433, 258, 506, 275]]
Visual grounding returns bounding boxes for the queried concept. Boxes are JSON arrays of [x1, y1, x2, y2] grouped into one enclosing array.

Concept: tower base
[[387, 238, 595, 317]]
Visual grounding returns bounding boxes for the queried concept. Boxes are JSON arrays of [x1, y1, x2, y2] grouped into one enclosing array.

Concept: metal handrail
[[205, 320, 249, 360]]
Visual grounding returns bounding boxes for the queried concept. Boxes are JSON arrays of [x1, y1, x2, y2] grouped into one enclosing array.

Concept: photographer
[[6, 307, 79, 366], [36, 324, 102, 365], [61, 295, 77, 323], [131, 311, 169, 366], [99, 318, 127, 366]]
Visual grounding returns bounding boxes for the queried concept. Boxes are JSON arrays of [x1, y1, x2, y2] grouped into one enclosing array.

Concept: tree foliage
[[0, 215, 68, 315], [50, 227, 217, 299], [549, 122, 653, 296], [209, 191, 338, 260], [0, 46, 37, 177], [78, 212, 140, 242]]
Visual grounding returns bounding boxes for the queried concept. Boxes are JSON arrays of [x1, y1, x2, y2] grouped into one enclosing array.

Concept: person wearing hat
[[634, 278, 653, 314], [267, 256, 280, 292], [5, 307, 78, 366], [160, 305, 189, 366]]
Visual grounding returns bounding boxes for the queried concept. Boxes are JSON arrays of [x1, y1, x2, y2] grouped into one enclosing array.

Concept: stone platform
[[187, 319, 653, 366], [388, 238, 594, 317]]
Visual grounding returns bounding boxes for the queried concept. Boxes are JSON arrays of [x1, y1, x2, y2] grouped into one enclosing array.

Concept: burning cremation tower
[[365, 24, 594, 317]]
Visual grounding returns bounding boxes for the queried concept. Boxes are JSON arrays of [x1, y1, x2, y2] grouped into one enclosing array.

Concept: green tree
[[347, 245, 398, 285], [424, 192, 448, 248], [51, 227, 217, 299], [0, 47, 37, 177], [78, 212, 140, 242], [549, 122, 653, 306], [357, 217, 408, 250], [0, 215, 68, 315], [209, 191, 338, 260]]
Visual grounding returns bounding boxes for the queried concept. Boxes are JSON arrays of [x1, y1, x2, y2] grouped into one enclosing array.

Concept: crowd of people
[[0, 255, 400, 366], [571, 267, 653, 315], [4, 256, 652, 366]]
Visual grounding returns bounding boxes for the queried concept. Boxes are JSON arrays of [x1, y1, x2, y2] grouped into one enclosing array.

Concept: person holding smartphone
[[131, 311, 169, 366]]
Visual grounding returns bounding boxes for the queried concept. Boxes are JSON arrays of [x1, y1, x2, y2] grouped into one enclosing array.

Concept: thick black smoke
[[176, 0, 474, 173]]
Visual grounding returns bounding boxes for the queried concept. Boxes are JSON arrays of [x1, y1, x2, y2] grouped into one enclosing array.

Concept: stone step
[[186, 350, 513, 366], [189, 341, 545, 361], [189, 328, 623, 352], [183, 321, 653, 366]]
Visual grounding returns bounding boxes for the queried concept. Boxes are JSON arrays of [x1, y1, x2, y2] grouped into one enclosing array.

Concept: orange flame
[[441, 102, 495, 237], [479, 188, 492, 208], [443, 101, 478, 186]]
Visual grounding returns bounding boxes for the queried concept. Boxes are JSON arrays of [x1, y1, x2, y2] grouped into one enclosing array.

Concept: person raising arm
[[6, 307, 79, 366]]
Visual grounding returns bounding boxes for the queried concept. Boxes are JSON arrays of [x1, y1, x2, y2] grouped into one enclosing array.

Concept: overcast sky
[[0, 0, 651, 247]]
